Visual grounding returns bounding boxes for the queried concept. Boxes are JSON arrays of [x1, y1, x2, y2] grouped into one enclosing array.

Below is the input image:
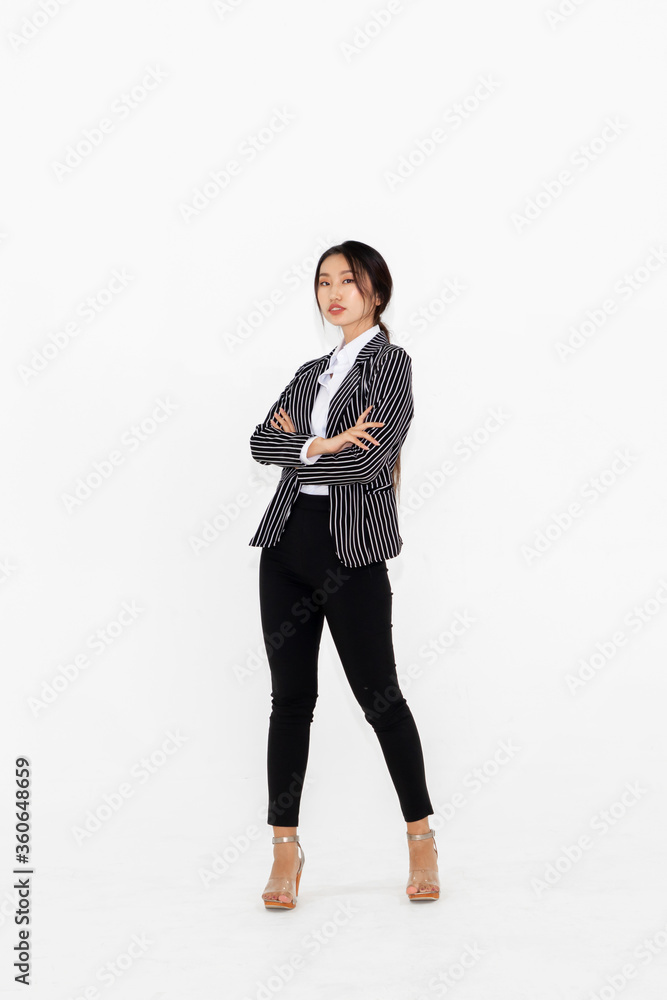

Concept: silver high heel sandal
[[406, 828, 440, 901], [261, 835, 305, 909]]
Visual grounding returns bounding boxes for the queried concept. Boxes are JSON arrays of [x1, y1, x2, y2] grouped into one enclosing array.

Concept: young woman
[[248, 240, 439, 908]]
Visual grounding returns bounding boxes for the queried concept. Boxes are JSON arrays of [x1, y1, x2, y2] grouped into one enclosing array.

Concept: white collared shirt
[[299, 324, 381, 495]]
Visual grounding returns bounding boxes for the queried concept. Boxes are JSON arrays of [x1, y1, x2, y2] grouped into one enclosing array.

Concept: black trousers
[[258, 491, 434, 827]]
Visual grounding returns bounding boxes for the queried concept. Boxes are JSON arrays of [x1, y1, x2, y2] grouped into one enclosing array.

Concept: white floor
[[3, 758, 665, 1000]]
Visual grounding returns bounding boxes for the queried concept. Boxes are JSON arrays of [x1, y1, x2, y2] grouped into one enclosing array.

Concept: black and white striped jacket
[[248, 329, 414, 567]]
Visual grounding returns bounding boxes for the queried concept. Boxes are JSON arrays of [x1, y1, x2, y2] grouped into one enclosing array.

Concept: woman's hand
[[270, 407, 296, 433], [270, 404, 385, 457], [322, 406, 385, 455]]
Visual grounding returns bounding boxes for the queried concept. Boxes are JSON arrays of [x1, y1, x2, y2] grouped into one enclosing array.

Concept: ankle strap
[[272, 835, 299, 844], [407, 828, 434, 841]]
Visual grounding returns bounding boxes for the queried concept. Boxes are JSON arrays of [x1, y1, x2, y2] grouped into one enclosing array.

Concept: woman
[[248, 240, 439, 908]]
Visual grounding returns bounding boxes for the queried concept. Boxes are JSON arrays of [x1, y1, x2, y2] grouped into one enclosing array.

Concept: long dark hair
[[313, 240, 403, 498]]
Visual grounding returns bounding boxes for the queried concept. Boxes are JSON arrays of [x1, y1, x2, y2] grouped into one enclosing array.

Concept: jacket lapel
[[293, 330, 388, 437], [323, 364, 363, 436]]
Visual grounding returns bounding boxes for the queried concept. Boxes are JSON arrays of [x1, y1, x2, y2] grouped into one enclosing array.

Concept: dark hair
[[313, 240, 404, 499]]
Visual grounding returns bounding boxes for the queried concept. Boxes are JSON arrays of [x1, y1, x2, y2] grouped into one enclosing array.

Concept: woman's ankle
[[406, 816, 431, 836], [273, 825, 297, 838]]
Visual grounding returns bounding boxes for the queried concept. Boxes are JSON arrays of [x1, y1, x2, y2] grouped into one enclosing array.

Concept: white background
[[2, 1, 667, 997]]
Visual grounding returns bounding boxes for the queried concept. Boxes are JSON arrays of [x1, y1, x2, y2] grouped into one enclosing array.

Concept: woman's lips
[[329, 306, 345, 313]]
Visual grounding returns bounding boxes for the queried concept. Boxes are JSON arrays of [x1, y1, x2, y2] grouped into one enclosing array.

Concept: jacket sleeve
[[295, 348, 414, 486], [249, 362, 318, 468], [299, 436, 320, 464]]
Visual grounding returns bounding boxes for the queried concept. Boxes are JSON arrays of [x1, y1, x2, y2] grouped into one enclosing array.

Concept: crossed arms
[[249, 348, 414, 486]]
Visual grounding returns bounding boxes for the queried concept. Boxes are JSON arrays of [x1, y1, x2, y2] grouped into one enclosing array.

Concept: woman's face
[[316, 253, 378, 332]]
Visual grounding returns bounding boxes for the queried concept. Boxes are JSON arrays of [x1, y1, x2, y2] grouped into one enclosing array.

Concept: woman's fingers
[[271, 404, 382, 446], [355, 405, 376, 426], [271, 407, 295, 432], [348, 430, 381, 449]]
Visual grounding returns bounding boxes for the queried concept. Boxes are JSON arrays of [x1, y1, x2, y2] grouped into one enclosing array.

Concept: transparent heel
[[406, 828, 440, 901], [261, 835, 305, 910]]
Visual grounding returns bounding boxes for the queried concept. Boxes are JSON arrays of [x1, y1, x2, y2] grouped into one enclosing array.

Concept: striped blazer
[[248, 329, 414, 567]]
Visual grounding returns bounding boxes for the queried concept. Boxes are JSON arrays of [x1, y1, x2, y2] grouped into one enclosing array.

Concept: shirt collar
[[326, 323, 381, 372]]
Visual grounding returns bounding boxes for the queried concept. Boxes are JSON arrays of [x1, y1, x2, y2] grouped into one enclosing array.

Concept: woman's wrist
[[306, 436, 328, 458]]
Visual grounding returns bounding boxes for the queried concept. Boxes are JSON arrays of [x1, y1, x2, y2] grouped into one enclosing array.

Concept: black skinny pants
[[258, 491, 434, 827]]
